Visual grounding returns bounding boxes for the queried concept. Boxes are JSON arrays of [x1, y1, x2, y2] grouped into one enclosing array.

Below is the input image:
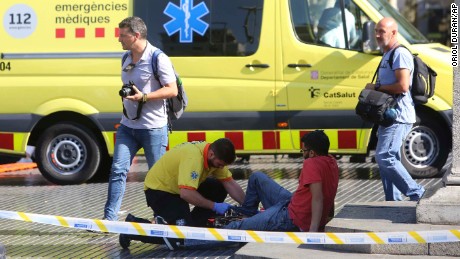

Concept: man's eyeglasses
[[123, 63, 135, 72], [119, 33, 135, 38], [300, 148, 311, 153]]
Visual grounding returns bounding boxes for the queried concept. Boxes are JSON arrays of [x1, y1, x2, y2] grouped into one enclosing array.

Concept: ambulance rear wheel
[[36, 123, 101, 185], [402, 115, 450, 178]]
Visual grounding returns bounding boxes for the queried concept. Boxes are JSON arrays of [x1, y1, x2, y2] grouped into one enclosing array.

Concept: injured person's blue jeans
[[184, 172, 299, 249]]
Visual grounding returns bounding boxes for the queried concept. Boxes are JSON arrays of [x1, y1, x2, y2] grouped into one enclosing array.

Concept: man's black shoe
[[119, 234, 131, 249], [125, 213, 136, 222]]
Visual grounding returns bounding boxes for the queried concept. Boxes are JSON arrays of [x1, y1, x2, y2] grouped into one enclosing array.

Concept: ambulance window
[[133, 0, 263, 57], [368, 0, 428, 44], [289, 0, 370, 51]]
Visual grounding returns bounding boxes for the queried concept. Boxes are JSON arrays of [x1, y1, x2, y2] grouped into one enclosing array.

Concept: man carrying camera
[[103, 16, 178, 221]]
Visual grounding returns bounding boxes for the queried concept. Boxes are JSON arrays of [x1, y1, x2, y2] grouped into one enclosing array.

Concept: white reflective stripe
[[0, 210, 459, 244]]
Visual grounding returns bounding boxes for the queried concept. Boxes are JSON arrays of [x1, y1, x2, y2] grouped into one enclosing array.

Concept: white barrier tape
[[1, 210, 460, 244]]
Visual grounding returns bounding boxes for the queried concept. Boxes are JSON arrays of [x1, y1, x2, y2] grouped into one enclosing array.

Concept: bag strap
[[373, 47, 405, 102], [122, 97, 144, 120], [121, 52, 143, 121], [151, 48, 174, 132], [151, 49, 163, 83], [388, 45, 414, 96], [122, 52, 129, 66], [371, 57, 384, 83], [372, 44, 406, 83], [388, 45, 409, 70]]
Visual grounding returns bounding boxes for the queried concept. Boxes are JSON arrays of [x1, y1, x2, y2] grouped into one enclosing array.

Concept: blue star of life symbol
[[191, 171, 199, 180], [163, 0, 209, 43]]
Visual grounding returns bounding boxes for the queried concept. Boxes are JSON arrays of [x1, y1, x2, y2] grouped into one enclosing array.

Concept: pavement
[[0, 155, 454, 258], [234, 243, 454, 259], [234, 202, 460, 258], [233, 185, 460, 259]]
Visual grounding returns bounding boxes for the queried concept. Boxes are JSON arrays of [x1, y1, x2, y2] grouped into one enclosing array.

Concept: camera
[[119, 81, 135, 97]]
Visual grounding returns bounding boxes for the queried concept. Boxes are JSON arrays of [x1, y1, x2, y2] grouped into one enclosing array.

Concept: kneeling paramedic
[[119, 138, 245, 250]]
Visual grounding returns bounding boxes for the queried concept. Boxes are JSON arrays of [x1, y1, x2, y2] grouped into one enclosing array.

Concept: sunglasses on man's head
[[123, 63, 135, 72]]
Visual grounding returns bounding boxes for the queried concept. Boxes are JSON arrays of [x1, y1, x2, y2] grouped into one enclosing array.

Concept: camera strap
[[122, 98, 144, 120]]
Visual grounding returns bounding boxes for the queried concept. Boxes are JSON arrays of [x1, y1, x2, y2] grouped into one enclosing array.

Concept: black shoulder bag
[[355, 57, 398, 127]]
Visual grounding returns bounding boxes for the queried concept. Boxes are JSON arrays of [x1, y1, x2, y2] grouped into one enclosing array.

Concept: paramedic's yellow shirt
[[144, 141, 233, 194]]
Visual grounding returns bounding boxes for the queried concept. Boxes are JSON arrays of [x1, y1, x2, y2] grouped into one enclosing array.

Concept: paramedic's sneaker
[[124, 213, 136, 222], [155, 216, 182, 251]]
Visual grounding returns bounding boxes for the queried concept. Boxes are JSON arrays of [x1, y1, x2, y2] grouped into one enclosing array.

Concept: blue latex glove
[[213, 202, 231, 215]]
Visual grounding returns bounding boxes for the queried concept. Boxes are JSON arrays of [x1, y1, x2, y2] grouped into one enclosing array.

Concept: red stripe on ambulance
[[56, 28, 65, 38], [187, 132, 206, 142], [299, 130, 312, 148], [75, 28, 85, 38], [262, 131, 279, 149], [338, 130, 357, 149], [225, 132, 244, 150], [95, 28, 105, 38], [0, 133, 14, 150], [54, 28, 117, 38]]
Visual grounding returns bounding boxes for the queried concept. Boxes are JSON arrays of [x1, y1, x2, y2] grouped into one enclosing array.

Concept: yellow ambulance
[[0, 0, 452, 184]]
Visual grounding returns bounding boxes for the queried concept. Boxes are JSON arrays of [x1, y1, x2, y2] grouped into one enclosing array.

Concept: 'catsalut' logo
[[308, 87, 356, 98], [323, 92, 356, 98], [309, 87, 320, 98]]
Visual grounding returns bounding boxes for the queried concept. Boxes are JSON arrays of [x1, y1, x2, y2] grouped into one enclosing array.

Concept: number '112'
[[9, 13, 31, 25]]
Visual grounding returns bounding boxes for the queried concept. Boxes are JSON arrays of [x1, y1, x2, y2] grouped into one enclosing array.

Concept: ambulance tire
[[401, 114, 450, 178], [36, 123, 102, 185]]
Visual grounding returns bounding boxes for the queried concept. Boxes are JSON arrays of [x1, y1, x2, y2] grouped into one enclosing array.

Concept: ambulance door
[[135, 0, 276, 153], [280, 0, 378, 154]]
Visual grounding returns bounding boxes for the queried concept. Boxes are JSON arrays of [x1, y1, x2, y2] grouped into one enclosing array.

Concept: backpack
[[122, 49, 188, 131], [388, 45, 437, 104]]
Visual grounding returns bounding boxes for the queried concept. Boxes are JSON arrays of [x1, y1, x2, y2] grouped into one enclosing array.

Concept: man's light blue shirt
[[377, 47, 416, 124]]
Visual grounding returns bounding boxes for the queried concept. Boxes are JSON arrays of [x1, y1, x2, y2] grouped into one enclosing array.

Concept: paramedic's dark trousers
[[125, 178, 227, 244]]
